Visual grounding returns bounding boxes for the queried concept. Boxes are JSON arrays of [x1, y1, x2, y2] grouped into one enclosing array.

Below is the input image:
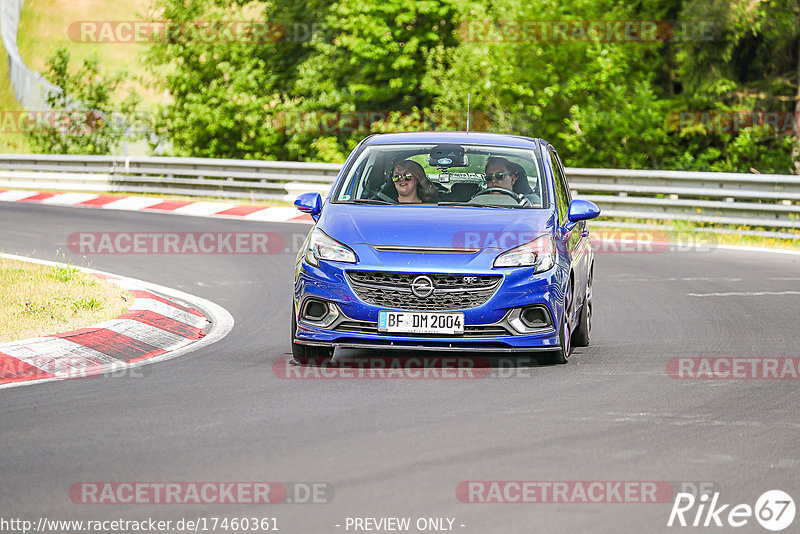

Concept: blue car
[[292, 132, 600, 365]]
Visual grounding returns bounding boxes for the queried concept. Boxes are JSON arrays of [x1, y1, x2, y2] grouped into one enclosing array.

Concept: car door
[[549, 148, 589, 320]]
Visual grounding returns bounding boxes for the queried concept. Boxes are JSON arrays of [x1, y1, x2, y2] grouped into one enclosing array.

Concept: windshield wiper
[[345, 198, 395, 205], [437, 201, 520, 209]]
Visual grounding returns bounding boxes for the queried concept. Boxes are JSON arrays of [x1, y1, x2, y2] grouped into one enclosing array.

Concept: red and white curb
[[0, 253, 234, 390], [0, 190, 314, 224]]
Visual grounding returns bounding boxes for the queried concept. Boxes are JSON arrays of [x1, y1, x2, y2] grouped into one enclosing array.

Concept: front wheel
[[546, 277, 573, 365], [573, 267, 592, 347], [291, 304, 334, 365]]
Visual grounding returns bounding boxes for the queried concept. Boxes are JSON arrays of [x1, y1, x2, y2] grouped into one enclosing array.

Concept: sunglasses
[[392, 172, 416, 183], [485, 171, 514, 182]]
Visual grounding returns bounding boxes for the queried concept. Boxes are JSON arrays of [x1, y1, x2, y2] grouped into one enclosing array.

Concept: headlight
[[305, 228, 357, 266], [493, 235, 554, 271]]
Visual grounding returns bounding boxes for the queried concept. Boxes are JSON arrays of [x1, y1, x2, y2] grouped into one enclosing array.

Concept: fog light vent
[[304, 300, 328, 321], [521, 306, 549, 328], [299, 299, 340, 328], [507, 305, 553, 334]]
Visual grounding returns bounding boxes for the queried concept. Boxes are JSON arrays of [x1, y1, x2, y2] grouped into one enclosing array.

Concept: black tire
[[546, 277, 573, 365], [291, 304, 334, 365], [573, 267, 592, 348]]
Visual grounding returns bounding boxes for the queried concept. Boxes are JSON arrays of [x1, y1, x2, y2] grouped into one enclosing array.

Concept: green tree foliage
[[287, 0, 461, 160], [145, 0, 284, 159], [430, 0, 675, 168], [665, 0, 800, 172], [147, 0, 799, 172], [147, 0, 460, 161], [28, 48, 140, 155]]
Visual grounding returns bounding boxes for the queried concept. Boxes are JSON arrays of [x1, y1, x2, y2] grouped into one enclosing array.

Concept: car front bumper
[[293, 259, 565, 352]]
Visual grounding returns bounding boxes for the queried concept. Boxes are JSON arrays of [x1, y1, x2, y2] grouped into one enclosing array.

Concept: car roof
[[362, 131, 546, 149]]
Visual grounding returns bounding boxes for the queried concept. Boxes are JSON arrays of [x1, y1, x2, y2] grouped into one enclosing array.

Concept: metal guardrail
[[0, 154, 798, 235], [566, 168, 800, 231], [0, 154, 341, 201]]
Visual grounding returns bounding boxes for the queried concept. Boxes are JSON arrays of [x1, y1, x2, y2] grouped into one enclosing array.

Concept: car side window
[[549, 150, 570, 226]]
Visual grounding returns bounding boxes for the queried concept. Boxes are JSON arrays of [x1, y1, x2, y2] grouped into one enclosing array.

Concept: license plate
[[378, 311, 464, 334]]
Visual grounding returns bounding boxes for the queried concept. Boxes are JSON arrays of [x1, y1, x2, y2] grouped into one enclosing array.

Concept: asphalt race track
[[1, 201, 799, 533]]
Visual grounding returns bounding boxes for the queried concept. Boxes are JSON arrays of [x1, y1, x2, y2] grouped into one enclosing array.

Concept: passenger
[[392, 160, 438, 203]]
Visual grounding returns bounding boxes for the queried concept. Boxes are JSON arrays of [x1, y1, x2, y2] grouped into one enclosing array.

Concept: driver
[[484, 157, 518, 191], [481, 157, 535, 205]]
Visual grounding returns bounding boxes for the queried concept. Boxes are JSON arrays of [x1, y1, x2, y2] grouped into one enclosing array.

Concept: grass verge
[[0, 256, 132, 343], [17, 0, 161, 107]]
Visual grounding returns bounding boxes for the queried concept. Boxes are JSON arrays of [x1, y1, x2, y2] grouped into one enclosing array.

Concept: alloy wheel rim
[[563, 281, 572, 357], [586, 271, 593, 335]]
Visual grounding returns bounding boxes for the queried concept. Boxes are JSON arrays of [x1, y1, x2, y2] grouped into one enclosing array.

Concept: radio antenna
[[466, 93, 471, 134]]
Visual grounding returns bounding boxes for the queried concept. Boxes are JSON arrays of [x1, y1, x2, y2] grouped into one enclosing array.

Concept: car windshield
[[333, 143, 548, 209]]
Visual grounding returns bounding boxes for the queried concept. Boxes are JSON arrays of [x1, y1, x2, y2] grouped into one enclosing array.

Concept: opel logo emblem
[[411, 275, 435, 298]]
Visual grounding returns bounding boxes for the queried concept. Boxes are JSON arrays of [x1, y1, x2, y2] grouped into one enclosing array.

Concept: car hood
[[319, 203, 555, 251]]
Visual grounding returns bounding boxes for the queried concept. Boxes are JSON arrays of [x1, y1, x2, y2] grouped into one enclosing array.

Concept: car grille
[[335, 320, 512, 337], [345, 271, 502, 310]]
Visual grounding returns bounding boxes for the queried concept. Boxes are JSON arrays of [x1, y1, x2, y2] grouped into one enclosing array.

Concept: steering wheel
[[471, 187, 524, 204], [370, 188, 398, 204]]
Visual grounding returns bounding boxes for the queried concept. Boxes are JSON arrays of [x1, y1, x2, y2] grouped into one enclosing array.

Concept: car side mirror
[[565, 199, 600, 231], [295, 192, 323, 221]]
